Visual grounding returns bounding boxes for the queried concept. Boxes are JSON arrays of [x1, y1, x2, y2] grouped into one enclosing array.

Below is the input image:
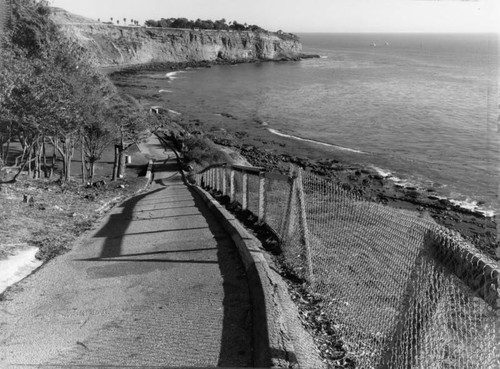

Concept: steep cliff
[[52, 10, 303, 68]]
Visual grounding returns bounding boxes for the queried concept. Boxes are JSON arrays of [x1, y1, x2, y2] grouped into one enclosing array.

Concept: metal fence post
[[297, 169, 314, 284], [229, 168, 235, 202], [258, 172, 266, 223], [242, 171, 248, 210]]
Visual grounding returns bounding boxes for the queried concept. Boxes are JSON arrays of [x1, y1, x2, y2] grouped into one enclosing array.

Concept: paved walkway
[[0, 135, 253, 367]]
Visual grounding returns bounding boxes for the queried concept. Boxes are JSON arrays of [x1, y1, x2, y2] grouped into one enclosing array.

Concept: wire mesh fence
[[0, 0, 11, 54], [195, 164, 500, 368], [0, 0, 11, 31]]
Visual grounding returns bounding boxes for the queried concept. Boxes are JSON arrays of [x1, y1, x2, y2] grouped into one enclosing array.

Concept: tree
[[81, 104, 113, 182], [145, 19, 158, 27], [108, 96, 150, 180], [123, 18, 126, 24]]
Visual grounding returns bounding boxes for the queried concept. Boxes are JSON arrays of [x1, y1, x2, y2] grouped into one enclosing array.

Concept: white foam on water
[[374, 163, 497, 217], [167, 109, 181, 115], [0, 247, 42, 294], [268, 128, 364, 154], [320, 55, 328, 59], [165, 71, 184, 80], [449, 198, 496, 217], [371, 166, 392, 178], [158, 89, 172, 93]]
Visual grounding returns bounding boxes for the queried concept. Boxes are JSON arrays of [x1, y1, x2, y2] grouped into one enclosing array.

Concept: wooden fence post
[[280, 166, 295, 238], [229, 169, 235, 202], [222, 166, 227, 196], [297, 169, 314, 284], [242, 171, 248, 210], [258, 171, 266, 223], [216, 167, 220, 192]]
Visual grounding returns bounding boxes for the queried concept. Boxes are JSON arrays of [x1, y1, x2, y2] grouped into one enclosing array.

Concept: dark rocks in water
[[220, 112, 237, 119], [405, 190, 420, 199]]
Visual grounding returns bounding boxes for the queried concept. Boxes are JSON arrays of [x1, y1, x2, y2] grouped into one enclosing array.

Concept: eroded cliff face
[[57, 23, 303, 67]]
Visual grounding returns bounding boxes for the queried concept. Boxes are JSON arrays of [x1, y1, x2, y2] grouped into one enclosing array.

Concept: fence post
[[297, 169, 314, 284], [229, 168, 235, 202], [216, 167, 220, 192], [222, 166, 227, 196], [285, 176, 298, 243], [242, 171, 248, 210], [217, 167, 222, 192], [280, 166, 295, 238], [258, 172, 266, 223]]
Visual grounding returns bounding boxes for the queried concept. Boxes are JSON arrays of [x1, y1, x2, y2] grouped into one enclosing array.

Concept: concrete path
[[0, 135, 253, 367]]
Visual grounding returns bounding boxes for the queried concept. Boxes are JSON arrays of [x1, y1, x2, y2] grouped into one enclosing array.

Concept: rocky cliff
[[53, 14, 303, 68]]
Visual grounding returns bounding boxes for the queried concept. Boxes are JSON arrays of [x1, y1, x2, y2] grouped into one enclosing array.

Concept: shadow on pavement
[[187, 186, 254, 367], [94, 188, 164, 258]]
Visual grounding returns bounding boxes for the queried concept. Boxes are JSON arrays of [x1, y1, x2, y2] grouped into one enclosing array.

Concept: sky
[[49, 0, 498, 34]]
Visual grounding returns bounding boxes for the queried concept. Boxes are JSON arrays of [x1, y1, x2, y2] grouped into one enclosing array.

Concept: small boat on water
[[370, 43, 377, 47]]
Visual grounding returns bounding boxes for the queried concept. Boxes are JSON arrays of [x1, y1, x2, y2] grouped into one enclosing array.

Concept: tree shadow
[[94, 188, 165, 258]]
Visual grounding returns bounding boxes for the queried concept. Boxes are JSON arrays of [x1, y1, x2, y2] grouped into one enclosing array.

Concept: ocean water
[[119, 33, 499, 215]]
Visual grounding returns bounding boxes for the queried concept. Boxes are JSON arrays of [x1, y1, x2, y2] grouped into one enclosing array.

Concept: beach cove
[[109, 33, 498, 260]]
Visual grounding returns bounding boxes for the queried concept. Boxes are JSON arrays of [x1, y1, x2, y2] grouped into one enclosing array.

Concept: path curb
[[191, 185, 326, 368]]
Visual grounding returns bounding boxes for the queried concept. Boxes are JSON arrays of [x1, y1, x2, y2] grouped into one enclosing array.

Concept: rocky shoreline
[[108, 62, 498, 262], [199, 129, 498, 261], [104, 54, 319, 76]]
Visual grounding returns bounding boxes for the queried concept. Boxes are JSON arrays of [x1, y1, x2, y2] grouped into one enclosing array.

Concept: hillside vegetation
[[0, 0, 167, 183], [144, 17, 268, 33], [0, 0, 170, 263]]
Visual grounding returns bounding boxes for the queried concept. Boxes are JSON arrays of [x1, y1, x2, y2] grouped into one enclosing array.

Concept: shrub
[[181, 136, 228, 169]]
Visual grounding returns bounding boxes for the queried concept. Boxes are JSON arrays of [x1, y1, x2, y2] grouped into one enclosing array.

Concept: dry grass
[[0, 174, 148, 262]]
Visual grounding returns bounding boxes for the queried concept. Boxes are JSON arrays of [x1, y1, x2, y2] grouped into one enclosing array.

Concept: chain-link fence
[[0, 0, 11, 36], [195, 163, 499, 368]]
